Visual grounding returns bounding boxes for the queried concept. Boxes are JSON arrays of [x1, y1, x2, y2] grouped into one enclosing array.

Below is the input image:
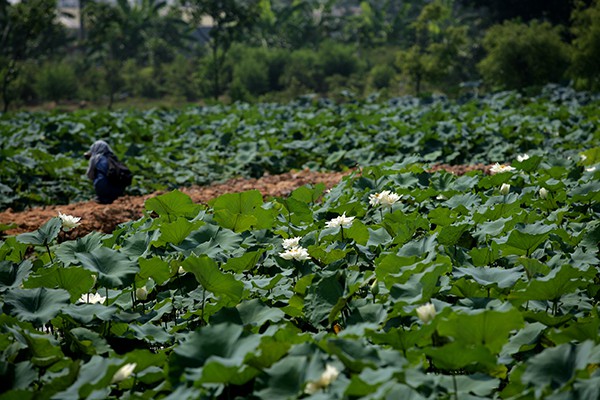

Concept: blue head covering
[[86, 140, 114, 180]]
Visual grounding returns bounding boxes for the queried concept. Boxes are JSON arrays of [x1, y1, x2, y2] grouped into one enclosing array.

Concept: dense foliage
[[1, 144, 599, 398], [2, 86, 600, 212], [2, 0, 600, 109]]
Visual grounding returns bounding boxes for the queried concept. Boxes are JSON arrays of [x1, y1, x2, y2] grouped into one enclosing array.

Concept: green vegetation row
[[2, 86, 600, 212], [3, 0, 600, 110], [1, 153, 599, 399]]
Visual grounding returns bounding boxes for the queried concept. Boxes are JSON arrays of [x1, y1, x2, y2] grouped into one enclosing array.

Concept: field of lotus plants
[[1, 86, 599, 399]]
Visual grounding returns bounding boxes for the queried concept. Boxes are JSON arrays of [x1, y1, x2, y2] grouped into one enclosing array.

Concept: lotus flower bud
[[416, 303, 436, 323], [111, 363, 137, 383], [136, 287, 148, 301]]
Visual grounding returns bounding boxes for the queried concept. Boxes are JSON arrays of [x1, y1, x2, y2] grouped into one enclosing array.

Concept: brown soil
[[0, 164, 491, 239]]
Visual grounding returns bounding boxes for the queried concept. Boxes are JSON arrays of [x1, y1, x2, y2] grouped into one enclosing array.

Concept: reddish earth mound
[[0, 164, 491, 239]]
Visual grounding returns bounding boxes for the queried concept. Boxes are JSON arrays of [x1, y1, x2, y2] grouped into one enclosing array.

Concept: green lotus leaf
[[510, 264, 595, 302], [54, 232, 105, 266], [0, 260, 32, 293], [120, 231, 160, 258], [570, 181, 600, 202], [76, 247, 139, 288], [469, 242, 501, 266], [23, 265, 95, 302], [175, 224, 243, 259], [128, 323, 172, 344], [325, 338, 380, 372], [170, 323, 261, 384], [346, 220, 369, 245], [570, 246, 599, 269], [546, 314, 600, 345], [425, 341, 498, 372], [4, 287, 70, 326], [513, 154, 542, 172], [16, 217, 61, 246], [280, 197, 313, 224], [454, 266, 525, 289], [444, 193, 481, 209], [397, 233, 438, 258], [182, 255, 244, 305], [210, 299, 285, 328], [437, 223, 470, 246], [437, 308, 524, 354], [503, 222, 555, 256], [500, 322, 545, 357], [69, 327, 111, 356], [573, 376, 600, 400], [210, 190, 276, 232], [0, 237, 29, 263], [51, 355, 123, 399], [153, 217, 204, 246], [137, 257, 171, 285], [222, 250, 265, 273], [4, 325, 65, 369], [0, 361, 37, 394], [145, 190, 204, 220], [473, 217, 511, 241], [290, 183, 325, 204], [521, 341, 595, 391], [255, 355, 307, 400], [62, 303, 117, 324], [304, 274, 344, 326]]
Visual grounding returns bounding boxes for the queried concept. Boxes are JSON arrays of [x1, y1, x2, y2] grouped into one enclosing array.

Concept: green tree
[[84, 0, 189, 108], [478, 20, 570, 90], [395, 0, 469, 95], [0, 0, 67, 112], [569, 0, 600, 90], [181, 0, 259, 100]]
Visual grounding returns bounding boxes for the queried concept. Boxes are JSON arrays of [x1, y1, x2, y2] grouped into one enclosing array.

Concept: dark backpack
[[106, 154, 133, 188]]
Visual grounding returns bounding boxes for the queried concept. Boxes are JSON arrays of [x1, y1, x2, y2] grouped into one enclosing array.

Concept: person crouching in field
[[85, 140, 131, 204]]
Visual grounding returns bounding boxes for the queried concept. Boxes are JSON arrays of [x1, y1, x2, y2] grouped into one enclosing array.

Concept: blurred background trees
[[0, 0, 599, 111]]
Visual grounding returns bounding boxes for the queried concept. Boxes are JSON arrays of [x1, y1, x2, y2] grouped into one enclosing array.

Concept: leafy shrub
[[228, 46, 270, 101], [569, 0, 600, 90], [122, 61, 162, 99], [281, 48, 324, 92], [35, 61, 78, 102], [162, 55, 200, 101], [478, 20, 570, 90], [369, 64, 396, 89], [317, 41, 359, 78]]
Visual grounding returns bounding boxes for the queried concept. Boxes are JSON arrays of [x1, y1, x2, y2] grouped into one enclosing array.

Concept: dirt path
[[0, 164, 491, 239]]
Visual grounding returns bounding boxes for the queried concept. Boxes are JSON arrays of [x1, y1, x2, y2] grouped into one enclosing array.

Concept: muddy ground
[[0, 164, 491, 239]]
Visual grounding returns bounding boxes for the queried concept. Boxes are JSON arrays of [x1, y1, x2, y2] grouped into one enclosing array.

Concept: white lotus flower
[[304, 364, 340, 394], [325, 212, 355, 229], [279, 246, 310, 261], [178, 266, 186, 274], [500, 183, 511, 195], [369, 190, 401, 207], [539, 187, 548, 199], [78, 292, 106, 304], [516, 154, 530, 162], [585, 166, 596, 172], [136, 287, 148, 301], [580, 154, 587, 162], [58, 212, 81, 231], [489, 163, 516, 175], [111, 363, 137, 383], [416, 303, 436, 323], [436, 194, 447, 200], [282, 237, 302, 249]]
